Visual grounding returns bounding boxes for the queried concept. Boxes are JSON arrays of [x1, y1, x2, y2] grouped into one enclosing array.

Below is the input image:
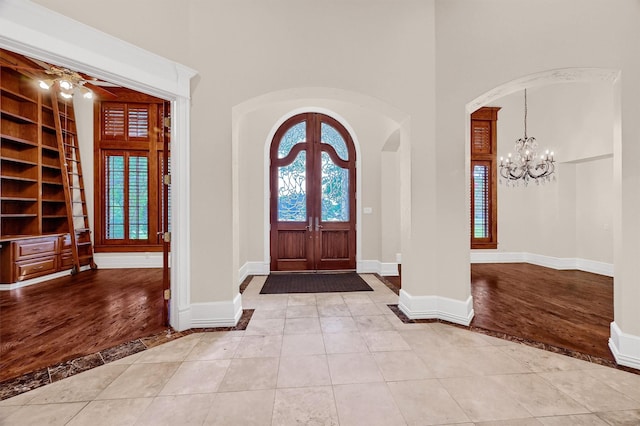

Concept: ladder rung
[[77, 242, 92, 247], [65, 158, 79, 162], [75, 227, 91, 232], [69, 186, 84, 190]]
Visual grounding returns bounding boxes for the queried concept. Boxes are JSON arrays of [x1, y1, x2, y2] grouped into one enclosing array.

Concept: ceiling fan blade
[[84, 82, 118, 99]]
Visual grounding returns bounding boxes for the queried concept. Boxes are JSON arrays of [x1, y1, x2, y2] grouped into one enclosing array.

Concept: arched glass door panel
[[278, 151, 307, 222], [321, 152, 349, 222], [270, 113, 356, 271]]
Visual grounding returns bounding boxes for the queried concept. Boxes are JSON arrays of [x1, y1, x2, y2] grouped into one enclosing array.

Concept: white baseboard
[[398, 289, 474, 326], [357, 259, 399, 276], [609, 322, 640, 370], [94, 252, 163, 269], [190, 293, 243, 328], [239, 261, 270, 284], [470, 251, 614, 277]]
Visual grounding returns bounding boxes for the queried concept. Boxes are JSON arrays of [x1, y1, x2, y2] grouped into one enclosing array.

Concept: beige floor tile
[[0, 386, 46, 406], [159, 360, 230, 395], [322, 332, 370, 354], [387, 379, 471, 425], [328, 353, 383, 384], [256, 295, 289, 310], [354, 315, 395, 332], [397, 328, 447, 352], [281, 333, 326, 356], [414, 345, 484, 378], [537, 414, 609, 425], [27, 364, 128, 404], [135, 394, 214, 426], [244, 318, 286, 336], [497, 343, 597, 372], [284, 317, 321, 334], [363, 330, 411, 352], [135, 335, 202, 363], [333, 382, 405, 426], [108, 350, 145, 366], [250, 308, 287, 319], [419, 345, 532, 378], [184, 336, 242, 361], [318, 303, 351, 317], [218, 357, 279, 391], [277, 354, 331, 388], [234, 334, 283, 358], [347, 302, 384, 316], [68, 398, 152, 426], [2, 402, 88, 426], [203, 390, 275, 425], [439, 376, 532, 422], [286, 305, 318, 318], [475, 419, 543, 426], [539, 370, 640, 412], [315, 294, 345, 306], [96, 362, 180, 400], [287, 294, 317, 306], [342, 293, 373, 305], [373, 351, 434, 381], [431, 323, 498, 347], [0, 405, 20, 419], [320, 316, 359, 333], [584, 367, 640, 403], [595, 409, 640, 425], [493, 373, 589, 417], [272, 386, 339, 426]]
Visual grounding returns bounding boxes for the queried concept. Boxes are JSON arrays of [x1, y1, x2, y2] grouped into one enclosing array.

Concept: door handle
[[315, 217, 323, 231], [306, 217, 313, 231]]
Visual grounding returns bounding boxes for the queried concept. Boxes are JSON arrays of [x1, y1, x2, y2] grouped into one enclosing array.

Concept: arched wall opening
[[465, 67, 621, 357], [231, 88, 409, 285]]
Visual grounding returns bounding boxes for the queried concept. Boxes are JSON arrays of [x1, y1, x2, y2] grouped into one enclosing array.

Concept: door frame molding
[[263, 107, 362, 273]]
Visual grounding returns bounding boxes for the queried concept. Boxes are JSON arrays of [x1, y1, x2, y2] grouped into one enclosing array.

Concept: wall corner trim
[[357, 260, 399, 276], [398, 290, 474, 326], [189, 293, 243, 328], [609, 321, 640, 370]]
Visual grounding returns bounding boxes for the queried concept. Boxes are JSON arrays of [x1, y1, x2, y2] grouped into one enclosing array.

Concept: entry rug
[[260, 272, 373, 294]]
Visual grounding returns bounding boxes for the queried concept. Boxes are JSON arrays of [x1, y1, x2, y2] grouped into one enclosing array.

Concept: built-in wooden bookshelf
[[0, 50, 94, 283]]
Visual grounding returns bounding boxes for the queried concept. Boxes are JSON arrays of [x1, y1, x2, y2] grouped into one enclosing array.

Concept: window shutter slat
[[128, 106, 149, 139], [103, 104, 126, 139]]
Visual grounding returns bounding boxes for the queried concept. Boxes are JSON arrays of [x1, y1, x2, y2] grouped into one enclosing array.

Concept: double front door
[[270, 113, 356, 271]]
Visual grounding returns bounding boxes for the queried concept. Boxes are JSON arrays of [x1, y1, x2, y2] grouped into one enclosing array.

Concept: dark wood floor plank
[[471, 263, 613, 360], [0, 269, 165, 382]]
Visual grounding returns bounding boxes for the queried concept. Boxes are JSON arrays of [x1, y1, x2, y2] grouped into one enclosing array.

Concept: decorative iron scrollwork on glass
[[321, 123, 348, 160], [321, 152, 349, 222], [278, 122, 307, 159], [278, 151, 307, 221]]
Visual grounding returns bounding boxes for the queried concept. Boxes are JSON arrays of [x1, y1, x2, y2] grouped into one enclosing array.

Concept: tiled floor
[[2, 274, 640, 425]]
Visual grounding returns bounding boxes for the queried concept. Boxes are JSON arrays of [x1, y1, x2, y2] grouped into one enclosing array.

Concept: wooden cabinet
[[0, 49, 95, 284], [0, 235, 62, 282]]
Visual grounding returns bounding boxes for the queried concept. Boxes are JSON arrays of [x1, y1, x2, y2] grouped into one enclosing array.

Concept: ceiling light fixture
[[37, 66, 94, 100], [499, 89, 555, 186]]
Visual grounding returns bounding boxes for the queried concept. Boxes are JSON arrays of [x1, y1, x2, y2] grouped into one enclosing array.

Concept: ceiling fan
[[0, 49, 117, 99]]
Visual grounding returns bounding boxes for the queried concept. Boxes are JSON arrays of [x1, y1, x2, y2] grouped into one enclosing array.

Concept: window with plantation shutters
[[471, 107, 500, 249], [95, 90, 167, 252]]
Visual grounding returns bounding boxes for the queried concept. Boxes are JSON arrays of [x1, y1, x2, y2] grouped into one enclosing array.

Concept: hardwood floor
[[0, 269, 165, 382], [471, 263, 614, 360]]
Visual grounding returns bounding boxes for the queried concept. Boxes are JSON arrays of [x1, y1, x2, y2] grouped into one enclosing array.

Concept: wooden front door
[[270, 113, 356, 271]]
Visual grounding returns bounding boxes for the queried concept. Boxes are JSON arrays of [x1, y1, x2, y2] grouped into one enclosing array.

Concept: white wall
[[488, 82, 613, 264]]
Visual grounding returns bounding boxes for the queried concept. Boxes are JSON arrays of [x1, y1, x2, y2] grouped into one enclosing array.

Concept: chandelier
[[499, 89, 555, 186], [38, 66, 93, 99]]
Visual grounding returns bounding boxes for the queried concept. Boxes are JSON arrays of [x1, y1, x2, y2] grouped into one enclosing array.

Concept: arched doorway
[[269, 112, 357, 271]]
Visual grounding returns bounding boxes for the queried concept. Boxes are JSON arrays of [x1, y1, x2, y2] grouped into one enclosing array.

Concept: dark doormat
[[260, 272, 373, 294]]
